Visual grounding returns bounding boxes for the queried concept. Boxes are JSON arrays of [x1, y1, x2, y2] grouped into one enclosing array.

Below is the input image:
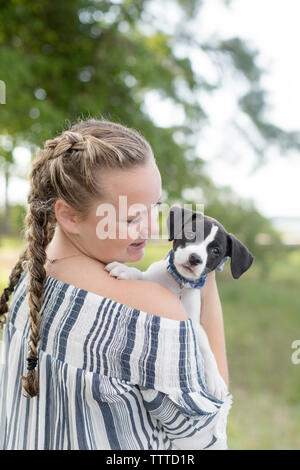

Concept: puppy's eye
[[211, 247, 220, 256], [185, 230, 195, 239]]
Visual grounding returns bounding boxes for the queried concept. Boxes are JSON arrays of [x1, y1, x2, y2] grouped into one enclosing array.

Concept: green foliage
[[0, 0, 215, 200], [0, 0, 297, 196], [239, 89, 300, 154], [0, 204, 27, 236], [0, 0, 294, 267], [9, 204, 27, 237], [204, 35, 300, 162]]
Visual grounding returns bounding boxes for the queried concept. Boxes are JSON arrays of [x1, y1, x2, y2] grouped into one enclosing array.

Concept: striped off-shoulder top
[[0, 270, 231, 450]]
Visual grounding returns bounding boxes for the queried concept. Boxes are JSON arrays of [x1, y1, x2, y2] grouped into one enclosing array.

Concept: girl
[[0, 118, 230, 450]]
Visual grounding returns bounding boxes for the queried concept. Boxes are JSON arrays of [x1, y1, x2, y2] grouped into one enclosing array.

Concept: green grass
[[0, 237, 25, 295], [0, 236, 25, 252], [1, 238, 300, 449], [219, 274, 300, 449], [127, 241, 172, 270]]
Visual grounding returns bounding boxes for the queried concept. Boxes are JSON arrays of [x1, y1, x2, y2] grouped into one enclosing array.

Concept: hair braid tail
[[20, 203, 50, 398]]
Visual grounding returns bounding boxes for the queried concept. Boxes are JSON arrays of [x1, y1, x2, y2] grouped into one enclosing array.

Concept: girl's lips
[[128, 240, 147, 250]]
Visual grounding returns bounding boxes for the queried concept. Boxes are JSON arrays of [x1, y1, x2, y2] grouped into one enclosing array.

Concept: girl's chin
[[127, 241, 146, 257]]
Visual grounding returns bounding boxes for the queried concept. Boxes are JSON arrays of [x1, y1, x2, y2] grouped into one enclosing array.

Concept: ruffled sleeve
[[122, 310, 232, 450]]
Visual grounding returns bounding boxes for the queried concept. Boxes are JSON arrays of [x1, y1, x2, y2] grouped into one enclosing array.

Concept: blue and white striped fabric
[[0, 270, 232, 450]]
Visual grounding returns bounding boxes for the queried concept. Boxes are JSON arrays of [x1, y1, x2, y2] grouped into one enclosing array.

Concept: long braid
[[0, 119, 153, 399], [20, 194, 51, 398], [19, 132, 87, 397]]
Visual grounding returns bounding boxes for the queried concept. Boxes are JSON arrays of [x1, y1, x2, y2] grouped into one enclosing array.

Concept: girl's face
[[71, 158, 162, 264]]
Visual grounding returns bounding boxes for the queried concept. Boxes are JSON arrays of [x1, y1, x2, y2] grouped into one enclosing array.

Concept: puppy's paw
[[104, 262, 131, 280], [104, 262, 143, 280], [205, 364, 228, 401]]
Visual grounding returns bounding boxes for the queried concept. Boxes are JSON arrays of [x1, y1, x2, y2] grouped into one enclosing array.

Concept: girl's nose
[[139, 214, 159, 239]]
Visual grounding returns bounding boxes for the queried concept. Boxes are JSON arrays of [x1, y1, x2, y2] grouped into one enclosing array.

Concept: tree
[[0, 0, 298, 199], [0, 138, 14, 234]]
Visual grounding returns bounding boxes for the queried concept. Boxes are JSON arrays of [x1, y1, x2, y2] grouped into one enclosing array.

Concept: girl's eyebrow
[[126, 197, 162, 220], [156, 192, 162, 203]]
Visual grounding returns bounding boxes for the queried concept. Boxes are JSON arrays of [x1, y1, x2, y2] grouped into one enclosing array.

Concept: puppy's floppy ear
[[167, 205, 196, 241], [226, 233, 254, 279], [167, 205, 182, 241]]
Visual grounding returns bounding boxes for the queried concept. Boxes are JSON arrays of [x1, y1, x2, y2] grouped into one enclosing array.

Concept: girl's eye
[[127, 201, 161, 224], [127, 216, 142, 225], [211, 247, 220, 256]]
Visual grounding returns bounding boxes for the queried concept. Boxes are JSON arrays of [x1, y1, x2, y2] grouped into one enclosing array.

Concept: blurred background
[[0, 0, 299, 449]]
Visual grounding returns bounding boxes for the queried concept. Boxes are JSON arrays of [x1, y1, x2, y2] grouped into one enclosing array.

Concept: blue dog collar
[[165, 249, 229, 289]]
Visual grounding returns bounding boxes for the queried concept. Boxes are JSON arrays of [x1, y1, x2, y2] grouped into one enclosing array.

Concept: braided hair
[[0, 118, 154, 398]]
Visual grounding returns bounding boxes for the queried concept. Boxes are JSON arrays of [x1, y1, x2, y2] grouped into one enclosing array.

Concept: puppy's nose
[[188, 253, 202, 266]]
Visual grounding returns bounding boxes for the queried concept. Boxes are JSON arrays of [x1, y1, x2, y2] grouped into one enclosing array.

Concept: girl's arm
[[200, 271, 229, 388]]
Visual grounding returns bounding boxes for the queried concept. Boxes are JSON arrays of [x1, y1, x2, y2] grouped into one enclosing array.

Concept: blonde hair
[[0, 117, 154, 398]]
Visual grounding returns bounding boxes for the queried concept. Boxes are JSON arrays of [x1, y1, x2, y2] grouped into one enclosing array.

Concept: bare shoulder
[[50, 256, 188, 322], [117, 279, 189, 321]]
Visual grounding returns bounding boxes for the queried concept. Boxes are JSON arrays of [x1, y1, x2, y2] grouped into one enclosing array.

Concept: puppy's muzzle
[[188, 253, 202, 266]]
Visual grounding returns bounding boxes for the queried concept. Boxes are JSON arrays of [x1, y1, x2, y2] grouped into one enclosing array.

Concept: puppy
[[105, 205, 254, 400]]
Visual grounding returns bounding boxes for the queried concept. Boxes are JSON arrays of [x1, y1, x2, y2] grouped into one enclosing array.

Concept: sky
[[1, 0, 300, 221], [143, 0, 300, 219], [199, 0, 300, 219]]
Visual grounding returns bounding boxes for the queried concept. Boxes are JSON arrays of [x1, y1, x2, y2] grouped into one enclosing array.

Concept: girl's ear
[[54, 199, 80, 235], [226, 233, 254, 279]]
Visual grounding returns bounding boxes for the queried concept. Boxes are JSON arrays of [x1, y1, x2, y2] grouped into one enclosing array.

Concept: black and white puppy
[[105, 205, 254, 400]]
